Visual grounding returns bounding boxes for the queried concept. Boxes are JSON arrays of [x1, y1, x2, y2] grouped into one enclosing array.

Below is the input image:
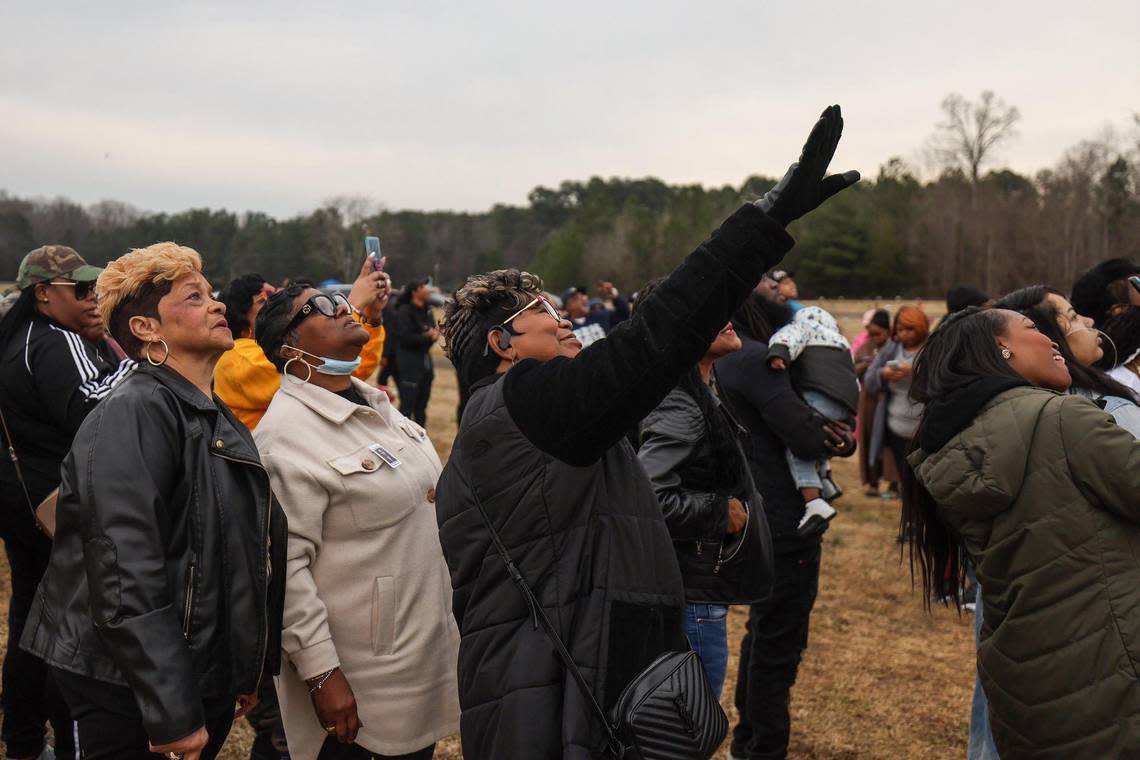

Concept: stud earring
[[1001, 348, 1012, 360]]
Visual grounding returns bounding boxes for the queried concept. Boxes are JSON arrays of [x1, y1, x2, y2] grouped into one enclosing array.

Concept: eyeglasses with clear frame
[[484, 294, 564, 356]]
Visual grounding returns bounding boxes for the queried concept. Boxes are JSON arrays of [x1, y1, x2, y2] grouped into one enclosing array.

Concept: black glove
[[755, 105, 860, 226]]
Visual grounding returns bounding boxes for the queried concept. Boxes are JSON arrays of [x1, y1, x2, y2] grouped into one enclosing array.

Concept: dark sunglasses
[[285, 292, 351, 332], [49, 280, 96, 300]]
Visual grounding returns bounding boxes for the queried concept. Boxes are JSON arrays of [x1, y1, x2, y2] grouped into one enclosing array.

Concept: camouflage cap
[[16, 245, 103, 290]]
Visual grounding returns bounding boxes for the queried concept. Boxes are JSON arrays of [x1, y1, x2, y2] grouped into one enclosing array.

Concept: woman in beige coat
[[251, 282, 459, 760]]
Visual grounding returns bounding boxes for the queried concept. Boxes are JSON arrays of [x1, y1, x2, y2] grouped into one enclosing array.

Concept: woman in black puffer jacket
[[436, 106, 858, 759], [637, 311, 773, 697]]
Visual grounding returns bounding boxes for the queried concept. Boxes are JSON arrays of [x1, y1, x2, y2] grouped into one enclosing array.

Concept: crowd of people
[[0, 102, 1139, 760]]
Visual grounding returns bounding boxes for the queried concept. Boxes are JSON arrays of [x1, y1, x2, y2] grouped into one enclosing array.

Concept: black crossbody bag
[[471, 489, 728, 759]]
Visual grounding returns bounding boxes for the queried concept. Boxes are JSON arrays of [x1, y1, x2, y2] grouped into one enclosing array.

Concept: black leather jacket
[[638, 386, 774, 604], [21, 364, 287, 745]]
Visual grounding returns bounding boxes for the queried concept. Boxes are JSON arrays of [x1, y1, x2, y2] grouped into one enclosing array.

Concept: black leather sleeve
[[79, 387, 203, 745], [502, 205, 794, 466], [638, 390, 729, 540]]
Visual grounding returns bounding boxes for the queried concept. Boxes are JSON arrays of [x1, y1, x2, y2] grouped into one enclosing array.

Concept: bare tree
[[933, 91, 1021, 184]]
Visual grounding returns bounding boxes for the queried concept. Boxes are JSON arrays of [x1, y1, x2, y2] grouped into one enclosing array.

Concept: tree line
[[2, 93, 1137, 298]]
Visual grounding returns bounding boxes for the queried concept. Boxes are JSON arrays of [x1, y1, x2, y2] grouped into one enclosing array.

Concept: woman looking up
[[436, 106, 859, 758], [252, 284, 459, 760], [906, 307, 1140, 759], [21, 243, 288, 760], [996, 286, 1140, 434]]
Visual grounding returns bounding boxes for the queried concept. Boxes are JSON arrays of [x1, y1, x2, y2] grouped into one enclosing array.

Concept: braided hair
[[441, 269, 545, 412]]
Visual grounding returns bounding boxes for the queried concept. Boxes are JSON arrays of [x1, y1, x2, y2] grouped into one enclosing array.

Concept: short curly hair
[[441, 269, 544, 405], [97, 242, 202, 359]]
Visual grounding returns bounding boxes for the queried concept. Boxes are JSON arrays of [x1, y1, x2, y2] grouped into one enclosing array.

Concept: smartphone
[[1130, 275, 1140, 296], [886, 359, 901, 369], [364, 236, 384, 272]]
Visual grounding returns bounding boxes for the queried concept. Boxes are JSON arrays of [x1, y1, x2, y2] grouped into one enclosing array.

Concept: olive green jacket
[[911, 387, 1140, 759]]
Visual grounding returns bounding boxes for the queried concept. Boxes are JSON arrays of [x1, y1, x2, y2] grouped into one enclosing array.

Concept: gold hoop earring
[[145, 339, 170, 366], [283, 356, 313, 383]]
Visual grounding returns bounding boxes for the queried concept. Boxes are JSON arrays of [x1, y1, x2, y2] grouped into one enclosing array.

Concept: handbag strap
[[0, 404, 38, 518], [469, 487, 624, 757]]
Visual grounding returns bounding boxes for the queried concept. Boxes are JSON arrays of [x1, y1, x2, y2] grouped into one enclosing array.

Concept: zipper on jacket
[[714, 500, 751, 574], [212, 450, 273, 693], [182, 556, 197, 639]]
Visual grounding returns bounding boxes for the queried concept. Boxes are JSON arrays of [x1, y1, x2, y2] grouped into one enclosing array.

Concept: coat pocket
[[326, 443, 417, 531], [371, 576, 396, 656]]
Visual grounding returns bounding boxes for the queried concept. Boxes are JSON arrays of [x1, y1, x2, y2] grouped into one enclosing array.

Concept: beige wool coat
[[253, 376, 460, 759]]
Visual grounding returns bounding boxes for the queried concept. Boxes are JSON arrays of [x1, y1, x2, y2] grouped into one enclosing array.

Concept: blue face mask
[[284, 346, 362, 376]]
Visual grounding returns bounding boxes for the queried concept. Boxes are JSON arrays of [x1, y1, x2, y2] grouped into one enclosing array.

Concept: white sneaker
[[797, 497, 837, 536]]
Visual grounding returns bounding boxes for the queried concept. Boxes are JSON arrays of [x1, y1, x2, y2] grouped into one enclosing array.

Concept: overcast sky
[[2, 1, 1137, 218]]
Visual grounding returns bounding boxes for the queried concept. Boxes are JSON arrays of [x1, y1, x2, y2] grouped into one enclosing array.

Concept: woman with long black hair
[[0, 246, 133, 760], [905, 306, 1140, 759]]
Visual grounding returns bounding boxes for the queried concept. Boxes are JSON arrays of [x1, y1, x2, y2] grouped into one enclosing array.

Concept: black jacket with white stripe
[[0, 313, 134, 487]]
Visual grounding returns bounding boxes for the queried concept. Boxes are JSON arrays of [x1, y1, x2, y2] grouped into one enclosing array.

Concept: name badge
[[368, 443, 402, 469]]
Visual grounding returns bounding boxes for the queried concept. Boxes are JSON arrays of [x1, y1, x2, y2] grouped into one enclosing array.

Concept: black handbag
[[472, 489, 728, 759]]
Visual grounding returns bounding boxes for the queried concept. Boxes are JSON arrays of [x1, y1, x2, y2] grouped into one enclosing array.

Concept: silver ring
[[167, 752, 184, 760]]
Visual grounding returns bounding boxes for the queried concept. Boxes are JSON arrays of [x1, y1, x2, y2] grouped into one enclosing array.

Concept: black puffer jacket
[[638, 384, 774, 603], [21, 364, 288, 745], [436, 204, 793, 759]]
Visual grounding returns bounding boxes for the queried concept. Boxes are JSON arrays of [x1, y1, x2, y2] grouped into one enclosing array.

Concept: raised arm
[[504, 104, 858, 465], [505, 205, 793, 465]]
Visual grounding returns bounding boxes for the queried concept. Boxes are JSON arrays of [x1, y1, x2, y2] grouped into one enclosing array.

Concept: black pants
[[317, 737, 435, 760], [398, 371, 433, 426], [0, 479, 76, 759], [731, 543, 821, 760], [246, 675, 289, 760], [52, 668, 236, 760]]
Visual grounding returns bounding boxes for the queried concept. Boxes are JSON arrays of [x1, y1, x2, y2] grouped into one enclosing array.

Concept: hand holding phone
[[365, 236, 384, 273]]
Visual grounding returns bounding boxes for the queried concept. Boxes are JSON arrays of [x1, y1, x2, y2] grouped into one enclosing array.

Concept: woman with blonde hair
[[21, 242, 288, 760]]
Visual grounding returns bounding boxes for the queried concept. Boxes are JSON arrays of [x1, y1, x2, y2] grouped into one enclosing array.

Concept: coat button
[[426, 488, 436, 503], [361, 458, 377, 471], [214, 439, 225, 449]]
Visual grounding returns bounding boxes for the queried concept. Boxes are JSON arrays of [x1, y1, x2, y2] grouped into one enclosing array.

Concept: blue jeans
[[786, 390, 849, 490], [684, 603, 729, 698], [969, 584, 1000, 759]]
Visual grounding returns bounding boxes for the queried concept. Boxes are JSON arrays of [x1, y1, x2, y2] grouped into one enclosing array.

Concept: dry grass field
[[1, 299, 974, 759]]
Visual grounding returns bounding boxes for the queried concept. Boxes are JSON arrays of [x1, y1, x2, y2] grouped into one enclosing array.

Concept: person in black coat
[[435, 106, 858, 759], [637, 309, 774, 699], [0, 246, 134, 760], [716, 277, 856, 760], [21, 244, 287, 760], [393, 278, 438, 425]]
